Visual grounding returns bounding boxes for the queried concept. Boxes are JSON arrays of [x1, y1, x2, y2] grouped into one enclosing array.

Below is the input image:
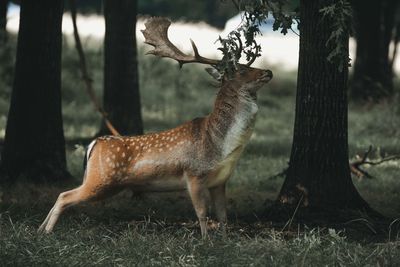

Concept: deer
[[38, 17, 273, 238]]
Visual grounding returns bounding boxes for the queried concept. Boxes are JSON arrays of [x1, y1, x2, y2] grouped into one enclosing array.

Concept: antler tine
[[142, 17, 219, 67], [246, 41, 260, 66], [190, 39, 219, 66], [234, 32, 242, 60]]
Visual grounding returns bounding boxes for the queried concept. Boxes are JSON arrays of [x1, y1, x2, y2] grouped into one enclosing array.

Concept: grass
[[1, 219, 399, 266], [0, 35, 400, 266]]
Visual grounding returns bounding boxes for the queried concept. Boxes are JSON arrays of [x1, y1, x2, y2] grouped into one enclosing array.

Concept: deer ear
[[205, 68, 222, 81]]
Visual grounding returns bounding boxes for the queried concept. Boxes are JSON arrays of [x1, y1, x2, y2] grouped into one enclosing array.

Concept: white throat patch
[[221, 96, 258, 157]]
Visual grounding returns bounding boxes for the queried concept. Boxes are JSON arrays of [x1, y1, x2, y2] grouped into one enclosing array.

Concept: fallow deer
[[38, 17, 273, 238]]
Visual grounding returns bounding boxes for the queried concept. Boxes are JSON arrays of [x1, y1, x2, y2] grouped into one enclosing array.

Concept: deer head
[[141, 17, 273, 92]]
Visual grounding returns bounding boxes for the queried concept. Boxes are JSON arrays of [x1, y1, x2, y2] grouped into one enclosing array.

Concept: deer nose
[[265, 70, 273, 79], [260, 70, 273, 82]]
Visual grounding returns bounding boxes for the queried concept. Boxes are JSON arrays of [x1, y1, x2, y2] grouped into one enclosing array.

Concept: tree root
[[262, 202, 394, 241]]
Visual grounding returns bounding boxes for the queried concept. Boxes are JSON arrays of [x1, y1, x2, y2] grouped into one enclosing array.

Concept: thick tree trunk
[[351, 0, 398, 101], [0, 0, 7, 42], [99, 0, 143, 136], [0, 0, 69, 183], [276, 0, 370, 210]]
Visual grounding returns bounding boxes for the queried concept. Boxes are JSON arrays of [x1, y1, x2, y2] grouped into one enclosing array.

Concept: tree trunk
[[276, 0, 370, 211], [0, 0, 7, 42], [205, 0, 219, 29], [99, 0, 143, 136], [351, 0, 398, 102], [0, 0, 70, 183]]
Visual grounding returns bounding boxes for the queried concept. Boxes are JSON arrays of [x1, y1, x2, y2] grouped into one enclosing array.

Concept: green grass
[[1, 218, 399, 266], [0, 35, 400, 266]]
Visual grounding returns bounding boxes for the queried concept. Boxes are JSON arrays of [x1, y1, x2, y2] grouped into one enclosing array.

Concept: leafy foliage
[[218, 0, 353, 73], [319, 0, 353, 71], [217, 0, 297, 75]]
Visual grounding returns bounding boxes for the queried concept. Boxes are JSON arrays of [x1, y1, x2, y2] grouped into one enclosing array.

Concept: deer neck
[[205, 83, 258, 158]]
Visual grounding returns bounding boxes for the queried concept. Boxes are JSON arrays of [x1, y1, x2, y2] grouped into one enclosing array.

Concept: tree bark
[[351, 0, 398, 102], [99, 0, 143, 136], [276, 0, 370, 210], [0, 0, 69, 183]]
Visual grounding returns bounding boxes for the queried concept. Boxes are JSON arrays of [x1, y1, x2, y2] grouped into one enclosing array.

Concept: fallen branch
[[350, 146, 400, 179], [69, 0, 120, 136], [268, 146, 399, 182], [350, 146, 374, 179]]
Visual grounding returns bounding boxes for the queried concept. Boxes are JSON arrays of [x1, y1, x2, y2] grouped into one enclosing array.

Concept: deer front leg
[[186, 175, 209, 239], [210, 183, 227, 236]]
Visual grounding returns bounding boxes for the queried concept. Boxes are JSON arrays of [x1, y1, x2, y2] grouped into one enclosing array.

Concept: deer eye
[[239, 69, 247, 75]]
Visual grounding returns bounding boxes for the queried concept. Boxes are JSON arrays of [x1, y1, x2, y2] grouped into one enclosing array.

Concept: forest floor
[[1, 39, 400, 266]]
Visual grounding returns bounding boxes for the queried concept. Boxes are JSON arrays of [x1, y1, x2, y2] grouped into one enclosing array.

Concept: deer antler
[[141, 17, 220, 68], [246, 41, 260, 66]]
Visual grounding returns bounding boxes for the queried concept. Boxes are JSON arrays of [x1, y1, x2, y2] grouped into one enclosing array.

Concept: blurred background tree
[[0, 0, 7, 42], [99, 0, 143, 136], [0, 0, 70, 183], [70, 0, 237, 29], [351, 0, 400, 102]]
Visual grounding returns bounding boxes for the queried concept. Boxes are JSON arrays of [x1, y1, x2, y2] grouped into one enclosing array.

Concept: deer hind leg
[[38, 186, 89, 233], [38, 181, 120, 233], [186, 175, 209, 239], [210, 183, 227, 236]]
